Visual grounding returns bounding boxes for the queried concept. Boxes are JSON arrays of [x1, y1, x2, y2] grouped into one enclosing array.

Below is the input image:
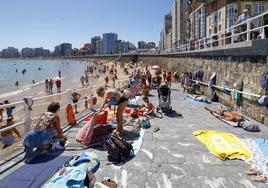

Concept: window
[[219, 25, 222, 32], [209, 17, 211, 25], [218, 11, 222, 21], [228, 4, 237, 17], [255, 2, 264, 15]]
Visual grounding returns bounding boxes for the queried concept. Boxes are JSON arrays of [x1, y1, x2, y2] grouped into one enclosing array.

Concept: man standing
[[55, 79, 61, 93], [237, 9, 250, 41], [72, 90, 81, 113], [49, 79, 54, 94]]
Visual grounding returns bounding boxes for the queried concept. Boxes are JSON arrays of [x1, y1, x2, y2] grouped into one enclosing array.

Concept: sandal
[[251, 175, 268, 183], [245, 168, 260, 175], [101, 179, 117, 188]]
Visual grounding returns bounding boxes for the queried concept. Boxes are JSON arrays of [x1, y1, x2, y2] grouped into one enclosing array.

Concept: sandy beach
[[0, 58, 134, 159]]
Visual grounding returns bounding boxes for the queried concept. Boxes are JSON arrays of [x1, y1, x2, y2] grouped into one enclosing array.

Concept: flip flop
[[245, 168, 260, 175], [153, 127, 160, 132], [251, 175, 268, 183]]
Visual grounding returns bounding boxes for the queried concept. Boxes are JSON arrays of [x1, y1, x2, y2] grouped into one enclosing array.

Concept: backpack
[[106, 133, 133, 163], [44, 152, 99, 188], [139, 117, 151, 129], [261, 72, 268, 89]]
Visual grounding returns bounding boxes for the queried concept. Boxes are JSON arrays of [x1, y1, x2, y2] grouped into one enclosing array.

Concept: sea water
[[0, 59, 91, 99]]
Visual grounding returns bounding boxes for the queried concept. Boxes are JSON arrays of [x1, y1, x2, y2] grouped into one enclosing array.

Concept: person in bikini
[[96, 87, 128, 133], [205, 106, 244, 122]]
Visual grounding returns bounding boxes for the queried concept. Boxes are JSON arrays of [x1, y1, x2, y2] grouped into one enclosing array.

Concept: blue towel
[[0, 155, 71, 188]]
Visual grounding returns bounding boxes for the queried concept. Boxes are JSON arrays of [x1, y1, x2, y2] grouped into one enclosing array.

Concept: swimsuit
[[110, 91, 128, 105]]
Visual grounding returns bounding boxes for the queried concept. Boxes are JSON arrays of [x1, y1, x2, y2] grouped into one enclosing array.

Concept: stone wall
[[139, 56, 268, 125]]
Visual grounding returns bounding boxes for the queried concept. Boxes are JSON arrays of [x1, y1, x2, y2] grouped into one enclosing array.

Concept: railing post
[[88, 84, 93, 109], [231, 26, 234, 44], [246, 19, 251, 41], [23, 96, 33, 134], [66, 89, 72, 104]]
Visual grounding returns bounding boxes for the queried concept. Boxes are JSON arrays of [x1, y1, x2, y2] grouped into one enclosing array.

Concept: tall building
[[54, 43, 72, 56], [34, 48, 44, 57], [1, 47, 19, 58], [172, 0, 188, 47], [91, 36, 101, 54], [159, 30, 165, 51], [21, 48, 35, 57], [138, 41, 147, 49], [164, 13, 172, 49], [96, 39, 103, 55], [103, 33, 118, 54]]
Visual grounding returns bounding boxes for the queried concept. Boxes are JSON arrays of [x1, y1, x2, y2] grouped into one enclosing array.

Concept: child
[[4, 100, 15, 118], [141, 96, 155, 116], [85, 97, 89, 109], [1, 118, 21, 149]]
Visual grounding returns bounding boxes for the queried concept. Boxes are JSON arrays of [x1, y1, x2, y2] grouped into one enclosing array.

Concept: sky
[[0, 0, 173, 51]]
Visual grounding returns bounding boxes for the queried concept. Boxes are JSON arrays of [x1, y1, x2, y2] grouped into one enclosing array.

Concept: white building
[[172, 0, 188, 47]]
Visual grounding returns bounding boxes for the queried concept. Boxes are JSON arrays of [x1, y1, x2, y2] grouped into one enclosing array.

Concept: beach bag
[[261, 72, 268, 89], [44, 152, 99, 188], [239, 121, 260, 132], [139, 117, 151, 129], [33, 112, 55, 132], [106, 133, 133, 163]]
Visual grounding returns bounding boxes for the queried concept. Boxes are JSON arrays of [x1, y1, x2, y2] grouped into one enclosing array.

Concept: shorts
[[73, 99, 78, 104], [118, 97, 128, 104], [2, 135, 15, 146]]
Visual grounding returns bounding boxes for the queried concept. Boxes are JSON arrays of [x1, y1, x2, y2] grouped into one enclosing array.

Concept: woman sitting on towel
[[97, 87, 128, 133], [205, 106, 244, 122], [23, 102, 67, 159]]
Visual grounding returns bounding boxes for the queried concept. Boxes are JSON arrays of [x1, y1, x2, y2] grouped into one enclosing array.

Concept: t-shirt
[[237, 14, 250, 23]]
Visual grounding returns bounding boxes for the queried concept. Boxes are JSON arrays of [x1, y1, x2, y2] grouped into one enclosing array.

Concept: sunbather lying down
[[188, 95, 211, 103], [205, 106, 244, 122]]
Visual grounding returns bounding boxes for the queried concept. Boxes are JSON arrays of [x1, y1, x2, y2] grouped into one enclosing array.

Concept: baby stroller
[[157, 84, 172, 114]]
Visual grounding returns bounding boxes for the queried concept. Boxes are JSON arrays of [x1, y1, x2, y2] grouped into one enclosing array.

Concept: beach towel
[[211, 112, 239, 127], [244, 138, 268, 176], [210, 112, 260, 132], [0, 155, 71, 188], [193, 130, 252, 160], [186, 94, 211, 104]]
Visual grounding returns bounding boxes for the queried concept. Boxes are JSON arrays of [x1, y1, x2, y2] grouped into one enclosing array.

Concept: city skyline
[[0, 0, 172, 50]]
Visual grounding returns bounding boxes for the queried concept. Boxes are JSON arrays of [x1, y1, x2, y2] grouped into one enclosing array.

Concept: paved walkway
[[1, 84, 268, 188]]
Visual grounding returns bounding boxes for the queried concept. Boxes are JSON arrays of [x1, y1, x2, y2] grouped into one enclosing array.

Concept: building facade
[[138, 41, 147, 49], [91, 36, 101, 54], [172, 0, 188, 47], [103, 33, 118, 54], [206, 0, 268, 44], [96, 39, 103, 55], [21, 48, 35, 57], [1, 47, 19, 58], [164, 13, 172, 49], [54, 43, 72, 56]]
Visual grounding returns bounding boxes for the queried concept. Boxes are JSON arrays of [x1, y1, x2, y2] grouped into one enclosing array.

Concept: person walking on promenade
[[237, 9, 250, 41], [147, 71, 152, 89], [45, 79, 49, 93], [163, 71, 167, 83], [49, 79, 54, 94], [1, 117, 21, 149], [55, 79, 61, 93], [72, 90, 81, 114], [183, 72, 190, 93]]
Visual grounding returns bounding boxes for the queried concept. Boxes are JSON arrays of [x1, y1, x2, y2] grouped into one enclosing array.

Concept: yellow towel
[[193, 130, 252, 160]]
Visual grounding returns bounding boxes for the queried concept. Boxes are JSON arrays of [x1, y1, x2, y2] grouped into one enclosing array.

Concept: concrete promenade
[[1, 84, 268, 187]]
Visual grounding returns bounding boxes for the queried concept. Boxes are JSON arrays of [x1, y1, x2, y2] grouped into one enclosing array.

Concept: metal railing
[[137, 10, 268, 55]]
